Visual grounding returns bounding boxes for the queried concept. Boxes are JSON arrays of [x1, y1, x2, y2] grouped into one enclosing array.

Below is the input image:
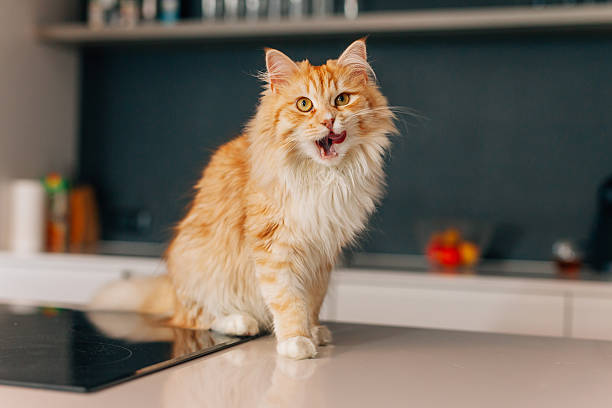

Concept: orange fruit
[[459, 242, 480, 266], [441, 228, 461, 247]]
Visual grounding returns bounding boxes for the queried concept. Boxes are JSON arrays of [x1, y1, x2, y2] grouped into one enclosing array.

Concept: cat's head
[[254, 39, 395, 167]]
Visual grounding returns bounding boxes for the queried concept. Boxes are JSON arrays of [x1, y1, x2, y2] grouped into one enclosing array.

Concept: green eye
[[335, 93, 350, 106], [296, 97, 313, 112]]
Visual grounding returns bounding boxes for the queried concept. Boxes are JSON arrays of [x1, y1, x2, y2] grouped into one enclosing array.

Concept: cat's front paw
[[211, 314, 260, 336], [311, 325, 333, 346], [276, 336, 317, 360]]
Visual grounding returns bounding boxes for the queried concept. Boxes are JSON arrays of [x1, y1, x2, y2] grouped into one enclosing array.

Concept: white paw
[[211, 314, 260, 336], [311, 325, 333, 346], [276, 336, 317, 360]]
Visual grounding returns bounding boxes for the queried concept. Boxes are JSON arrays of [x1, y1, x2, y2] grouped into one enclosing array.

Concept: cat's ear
[[265, 48, 298, 92], [337, 38, 374, 84]]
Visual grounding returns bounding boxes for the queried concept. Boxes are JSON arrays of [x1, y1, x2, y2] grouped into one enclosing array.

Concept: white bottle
[[9, 180, 46, 254], [344, 0, 359, 19]]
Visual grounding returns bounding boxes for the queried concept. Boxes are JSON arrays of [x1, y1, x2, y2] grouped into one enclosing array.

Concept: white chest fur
[[281, 148, 386, 262]]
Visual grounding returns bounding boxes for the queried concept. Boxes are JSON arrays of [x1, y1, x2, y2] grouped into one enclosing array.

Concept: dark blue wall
[[79, 30, 612, 260]]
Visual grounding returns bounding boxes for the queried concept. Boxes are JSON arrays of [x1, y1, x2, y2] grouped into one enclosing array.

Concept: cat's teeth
[[316, 136, 339, 159], [318, 144, 338, 159]]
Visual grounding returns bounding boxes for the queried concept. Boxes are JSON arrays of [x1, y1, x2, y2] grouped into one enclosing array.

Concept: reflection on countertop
[[348, 252, 612, 283], [4, 322, 612, 407]]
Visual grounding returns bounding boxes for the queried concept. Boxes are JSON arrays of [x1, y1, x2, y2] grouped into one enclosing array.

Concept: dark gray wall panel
[[79, 34, 612, 259]]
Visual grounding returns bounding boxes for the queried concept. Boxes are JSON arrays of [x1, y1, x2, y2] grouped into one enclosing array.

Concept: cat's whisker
[[344, 105, 427, 136]]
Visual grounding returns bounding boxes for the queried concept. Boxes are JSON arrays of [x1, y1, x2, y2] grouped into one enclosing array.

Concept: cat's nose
[[322, 118, 335, 130]]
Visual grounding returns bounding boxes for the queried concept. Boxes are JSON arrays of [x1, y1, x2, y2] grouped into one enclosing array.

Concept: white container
[[9, 180, 46, 254], [344, 0, 358, 19]]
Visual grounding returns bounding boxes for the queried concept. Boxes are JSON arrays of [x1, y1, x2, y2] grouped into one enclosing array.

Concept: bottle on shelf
[[119, 0, 139, 27], [289, 0, 306, 19], [160, 0, 180, 24], [141, 0, 157, 22], [344, 0, 359, 19]]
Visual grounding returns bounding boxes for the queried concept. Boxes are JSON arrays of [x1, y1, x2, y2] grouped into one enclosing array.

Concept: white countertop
[[2, 322, 612, 408]]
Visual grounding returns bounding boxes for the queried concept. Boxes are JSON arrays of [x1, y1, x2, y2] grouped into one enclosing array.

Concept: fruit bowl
[[415, 219, 493, 269]]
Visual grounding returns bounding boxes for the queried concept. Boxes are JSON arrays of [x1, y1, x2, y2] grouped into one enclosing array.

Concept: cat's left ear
[[337, 38, 374, 84], [265, 48, 299, 92]]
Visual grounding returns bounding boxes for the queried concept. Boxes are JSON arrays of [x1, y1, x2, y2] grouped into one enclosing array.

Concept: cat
[[91, 39, 396, 360]]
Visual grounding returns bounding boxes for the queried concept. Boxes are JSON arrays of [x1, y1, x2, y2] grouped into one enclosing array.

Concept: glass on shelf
[[312, 0, 334, 18], [224, 0, 240, 20], [88, 0, 121, 28], [160, 0, 180, 24], [202, 0, 219, 20], [268, 0, 282, 20], [289, 0, 306, 19], [245, 0, 262, 20]]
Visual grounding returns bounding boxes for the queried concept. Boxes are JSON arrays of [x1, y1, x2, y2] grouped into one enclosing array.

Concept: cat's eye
[[335, 93, 350, 107], [296, 97, 313, 112]]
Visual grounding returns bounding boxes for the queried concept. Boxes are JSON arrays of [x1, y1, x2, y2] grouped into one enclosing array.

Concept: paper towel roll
[[9, 180, 46, 254]]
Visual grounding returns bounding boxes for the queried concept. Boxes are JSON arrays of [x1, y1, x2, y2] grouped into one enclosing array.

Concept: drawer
[[571, 296, 612, 341], [331, 284, 564, 337], [0, 267, 123, 305]]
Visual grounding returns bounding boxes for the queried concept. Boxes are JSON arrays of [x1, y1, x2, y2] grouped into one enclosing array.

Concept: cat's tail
[[89, 274, 176, 317]]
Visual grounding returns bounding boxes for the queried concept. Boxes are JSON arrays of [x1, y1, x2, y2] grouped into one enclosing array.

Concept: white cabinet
[[330, 283, 564, 337], [0, 267, 122, 305], [0, 252, 161, 305], [4, 253, 612, 341], [571, 297, 612, 341]]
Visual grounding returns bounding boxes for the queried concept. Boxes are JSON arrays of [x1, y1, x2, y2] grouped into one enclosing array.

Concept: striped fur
[[97, 39, 396, 360]]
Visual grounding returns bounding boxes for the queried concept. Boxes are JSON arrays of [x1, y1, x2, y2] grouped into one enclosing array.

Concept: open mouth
[[315, 130, 347, 159]]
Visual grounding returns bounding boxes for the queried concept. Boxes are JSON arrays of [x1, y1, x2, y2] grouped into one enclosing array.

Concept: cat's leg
[[309, 267, 333, 346], [311, 325, 332, 347], [168, 299, 211, 329], [210, 314, 260, 336], [255, 262, 317, 359]]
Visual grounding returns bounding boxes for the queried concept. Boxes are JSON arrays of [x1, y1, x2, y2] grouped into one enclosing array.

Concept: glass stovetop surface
[[0, 304, 254, 392]]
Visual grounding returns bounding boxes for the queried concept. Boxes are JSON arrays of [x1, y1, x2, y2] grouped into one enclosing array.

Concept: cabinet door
[[331, 284, 564, 337], [571, 297, 612, 341], [0, 267, 123, 305]]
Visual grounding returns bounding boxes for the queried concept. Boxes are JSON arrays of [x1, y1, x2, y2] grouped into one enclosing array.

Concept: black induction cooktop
[[0, 304, 256, 392]]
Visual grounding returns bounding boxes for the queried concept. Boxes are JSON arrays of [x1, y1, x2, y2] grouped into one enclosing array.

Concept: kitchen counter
[[2, 322, 612, 408]]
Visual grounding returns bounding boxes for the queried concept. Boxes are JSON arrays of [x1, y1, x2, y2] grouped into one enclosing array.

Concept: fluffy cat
[[92, 39, 396, 359]]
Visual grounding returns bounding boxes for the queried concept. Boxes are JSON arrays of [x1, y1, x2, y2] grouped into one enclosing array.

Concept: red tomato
[[426, 240, 443, 264], [437, 247, 461, 267]]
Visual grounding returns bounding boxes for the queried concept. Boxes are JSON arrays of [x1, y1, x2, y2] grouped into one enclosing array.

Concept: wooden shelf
[[38, 4, 612, 45]]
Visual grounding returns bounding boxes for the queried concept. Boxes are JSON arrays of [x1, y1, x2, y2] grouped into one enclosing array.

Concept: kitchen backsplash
[[79, 33, 612, 260]]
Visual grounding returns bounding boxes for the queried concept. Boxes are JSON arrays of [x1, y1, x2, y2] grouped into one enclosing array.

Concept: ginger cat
[[92, 39, 396, 359]]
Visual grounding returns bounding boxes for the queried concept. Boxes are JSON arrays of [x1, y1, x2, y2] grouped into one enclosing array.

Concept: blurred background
[[1, 0, 612, 337], [7, 0, 611, 264]]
